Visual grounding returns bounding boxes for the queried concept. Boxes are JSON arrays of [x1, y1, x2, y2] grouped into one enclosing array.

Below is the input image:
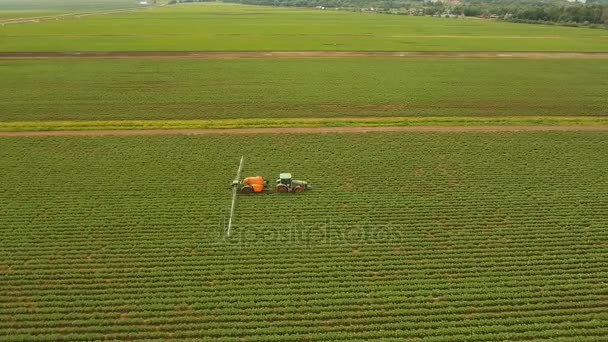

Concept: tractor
[[231, 173, 310, 194], [276, 173, 310, 193]]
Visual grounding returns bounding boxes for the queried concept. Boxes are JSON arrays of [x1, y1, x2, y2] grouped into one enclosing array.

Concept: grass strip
[[1, 116, 608, 132]]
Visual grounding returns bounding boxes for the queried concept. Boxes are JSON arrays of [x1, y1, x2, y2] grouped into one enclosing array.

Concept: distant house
[[138, 0, 149, 5]]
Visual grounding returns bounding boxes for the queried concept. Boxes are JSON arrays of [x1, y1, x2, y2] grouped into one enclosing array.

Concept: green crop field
[[1, 2, 607, 52], [1, 132, 607, 340], [1, 58, 607, 123], [0, 0, 137, 11], [1, 0, 608, 339], [0, 0, 139, 21], [0, 11, 58, 20]]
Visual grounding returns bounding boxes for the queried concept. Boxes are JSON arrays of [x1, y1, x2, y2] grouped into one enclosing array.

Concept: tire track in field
[[0, 6, 158, 26], [1, 51, 607, 59], [1, 125, 608, 137]]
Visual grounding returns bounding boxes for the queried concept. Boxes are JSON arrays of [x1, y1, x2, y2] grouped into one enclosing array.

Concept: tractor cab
[[277, 173, 292, 187]]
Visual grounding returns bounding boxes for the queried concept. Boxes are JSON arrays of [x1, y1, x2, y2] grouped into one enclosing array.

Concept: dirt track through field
[[2, 125, 608, 137], [1, 51, 607, 59]]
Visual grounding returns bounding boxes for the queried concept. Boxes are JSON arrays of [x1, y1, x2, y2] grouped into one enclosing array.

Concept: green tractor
[[276, 173, 310, 193]]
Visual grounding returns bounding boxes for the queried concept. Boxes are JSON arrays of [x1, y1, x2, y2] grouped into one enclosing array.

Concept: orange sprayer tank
[[243, 176, 265, 192]]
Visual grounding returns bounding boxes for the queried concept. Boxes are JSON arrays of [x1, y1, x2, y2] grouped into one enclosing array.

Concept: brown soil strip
[[2, 125, 608, 137], [1, 51, 607, 59]]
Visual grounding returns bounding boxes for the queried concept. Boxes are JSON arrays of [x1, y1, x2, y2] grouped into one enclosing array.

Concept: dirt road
[[1, 51, 607, 59], [2, 125, 608, 137]]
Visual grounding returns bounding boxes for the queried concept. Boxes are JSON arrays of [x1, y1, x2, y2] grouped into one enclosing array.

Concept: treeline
[[219, 0, 608, 27], [169, 0, 216, 3], [222, 0, 425, 8], [462, 0, 608, 26]]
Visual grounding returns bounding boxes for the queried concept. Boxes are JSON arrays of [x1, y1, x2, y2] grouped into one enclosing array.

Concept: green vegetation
[[1, 132, 607, 340], [463, 0, 608, 27], [1, 58, 606, 123], [0, 0, 139, 11], [227, 0, 608, 27], [0, 0, 146, 28], [1, 3, 607, 51], [2, 116, 608, 132], [1, 0, 606, 339], [0, 11, 60, 20]]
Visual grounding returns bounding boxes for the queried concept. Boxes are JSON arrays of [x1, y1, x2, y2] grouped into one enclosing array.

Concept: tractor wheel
[[294, 185, 305, 193], [276, 184, 289, 193], [241, 185, 254, 194]]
